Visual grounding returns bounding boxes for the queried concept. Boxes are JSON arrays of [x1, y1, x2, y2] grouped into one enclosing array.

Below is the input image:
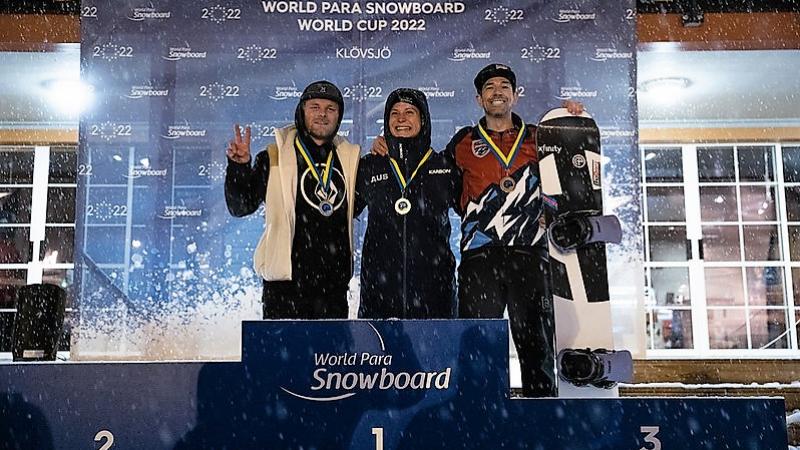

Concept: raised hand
[[226, 124, 251, 164]]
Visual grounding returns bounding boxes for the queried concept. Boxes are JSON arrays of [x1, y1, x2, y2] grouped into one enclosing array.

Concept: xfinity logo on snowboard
[[281, 323, 453, 402], [538, 144, 562, 154]]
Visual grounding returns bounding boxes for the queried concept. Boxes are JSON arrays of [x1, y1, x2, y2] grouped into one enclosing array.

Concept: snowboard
[[536, 108, 630, 397]]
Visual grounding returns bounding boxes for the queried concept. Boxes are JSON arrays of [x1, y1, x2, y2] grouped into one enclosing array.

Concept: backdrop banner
[[75, 0, 641, 359]]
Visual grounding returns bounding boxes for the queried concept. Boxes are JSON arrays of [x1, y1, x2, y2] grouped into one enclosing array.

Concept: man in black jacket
[[225, 81, 360, 319], [355, 88, 459, 319]]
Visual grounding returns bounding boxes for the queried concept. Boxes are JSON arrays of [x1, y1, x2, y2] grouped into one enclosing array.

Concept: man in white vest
[[225, 81, 360, 319]]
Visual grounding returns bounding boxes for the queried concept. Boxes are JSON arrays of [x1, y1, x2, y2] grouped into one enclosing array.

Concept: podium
[[0, 320, 788, 449]]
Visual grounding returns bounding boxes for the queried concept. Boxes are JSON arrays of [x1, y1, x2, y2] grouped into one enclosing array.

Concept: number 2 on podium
[[372, 427, 384, 450]]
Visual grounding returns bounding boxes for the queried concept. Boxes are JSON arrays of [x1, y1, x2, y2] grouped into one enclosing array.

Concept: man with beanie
[[225, 81, 360, 319], [446, 63, 583, 397], [355, 88, 459, 319]]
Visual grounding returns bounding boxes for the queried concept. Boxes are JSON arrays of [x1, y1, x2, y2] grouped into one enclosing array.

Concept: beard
[[306, 121, 337, 142]]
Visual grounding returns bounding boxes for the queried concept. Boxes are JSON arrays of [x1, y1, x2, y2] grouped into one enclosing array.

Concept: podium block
[[0, 320, 788, 449]]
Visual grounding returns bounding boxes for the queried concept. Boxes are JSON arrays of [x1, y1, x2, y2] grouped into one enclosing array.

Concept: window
[[642, 143, 798, 356], [0, 145, 76, 353]]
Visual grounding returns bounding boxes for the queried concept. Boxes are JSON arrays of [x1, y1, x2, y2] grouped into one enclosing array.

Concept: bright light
[[139, 158, 150, 168], [638, 77, 692, 105], [714, 195, 724, 204], [113, 154, 123, 161], [645, 152, 657, 161], [41, 78, 94, 115]]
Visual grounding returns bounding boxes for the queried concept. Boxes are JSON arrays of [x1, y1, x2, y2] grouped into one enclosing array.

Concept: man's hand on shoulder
[[561, 99, 585, 116], [371, 135, 389, 156], [226, 124, 252, 164]]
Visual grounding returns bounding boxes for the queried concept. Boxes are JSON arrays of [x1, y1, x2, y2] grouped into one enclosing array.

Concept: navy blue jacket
[[355, 89, 460, 319]]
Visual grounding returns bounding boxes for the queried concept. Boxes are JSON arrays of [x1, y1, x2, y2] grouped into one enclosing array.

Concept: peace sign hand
[[226, 124, 251, 164]]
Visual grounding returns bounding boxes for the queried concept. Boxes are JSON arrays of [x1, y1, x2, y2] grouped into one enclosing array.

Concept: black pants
[[458, 246, 556, 397], [262, 278, 349, 319]]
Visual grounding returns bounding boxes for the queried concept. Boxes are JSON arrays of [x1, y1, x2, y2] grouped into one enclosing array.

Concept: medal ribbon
[[388, 148, 434, 193], [477, 121, 526, 169], [295, 137, 334, 194]]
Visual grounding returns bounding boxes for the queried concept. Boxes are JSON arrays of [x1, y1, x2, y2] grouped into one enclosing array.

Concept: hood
[[294, 80, 345, 144], [383, 88, 431, 167]]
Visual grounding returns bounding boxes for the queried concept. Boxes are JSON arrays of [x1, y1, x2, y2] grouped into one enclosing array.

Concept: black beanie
[[473, 63, 517, 94], [295, 80, 345, 140]]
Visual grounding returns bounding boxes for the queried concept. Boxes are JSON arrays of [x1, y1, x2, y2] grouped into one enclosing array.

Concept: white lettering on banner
[[89, 122, 132, 142], [269, 86, 302, 100], [343, 84, 383, 100], [81, 5, 98, 18], [161, 124, 208, 140], [521, 44, 560, 63], [591, 48, 634, 62], [335, 46, 392, 59], [448, 47, 491, 62], [553, 9, 596, 23], [417, 85, 455, 98], [484, 6, 524, 26], [159, 206, 203, 219], [201, 5, 242, 23], [262, 1, 465, 15], [126, 85, 170, 99], [280, 324, 454, 402], [92, 43, 134, 61], [557, 86, 598, 100], [163, 47, 208, 61], [237, 45, 278, 62], [128, 6, 172, 21], [198, 82, 240, 102]]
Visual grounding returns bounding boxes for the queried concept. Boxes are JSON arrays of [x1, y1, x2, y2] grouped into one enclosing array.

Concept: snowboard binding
[[556, 348, 633, 389], [547, 211, 622, 253]]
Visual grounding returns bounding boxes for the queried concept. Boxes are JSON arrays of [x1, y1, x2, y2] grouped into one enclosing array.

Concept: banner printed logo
[[556, 86, 598, 100], [163, 43, 208, 61], [591, 47, 634, 62], [89, 122, 132, 142], [125, 83, 170, 99], [127, 2, 172, 21], [448, 44, 491, 62], [198, 82, 240, 102], [343, 83, 384, 101], [92, 42, 134, 61], [552, 9, 597, 23], [161, 121, 208, 140], [236, 45, 278, 63], [521, 41, 560, 63], [417, 82, 455, 99], [200, 4, 242, 23], [483, 6, 524, 26], [281, 323, 452, 402]]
